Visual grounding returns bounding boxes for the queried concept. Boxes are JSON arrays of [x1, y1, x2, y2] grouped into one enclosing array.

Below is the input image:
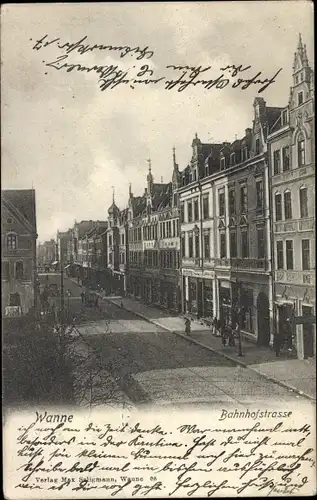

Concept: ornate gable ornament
[[229, 217, 236, 227], [218, 219, 226, 229], [240, 216, 247, 226]]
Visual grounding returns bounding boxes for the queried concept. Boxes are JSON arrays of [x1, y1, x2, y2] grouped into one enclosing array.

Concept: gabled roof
[[2, 189, 36, 233], [131, 196, 146, 217]]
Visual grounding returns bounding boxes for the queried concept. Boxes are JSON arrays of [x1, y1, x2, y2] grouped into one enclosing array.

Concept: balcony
[[275, 270, 315, 286], [215, 258, 269, 271], [274, 217, 315, 233]]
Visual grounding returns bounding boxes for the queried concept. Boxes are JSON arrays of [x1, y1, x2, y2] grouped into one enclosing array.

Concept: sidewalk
[[105, 296, 316, 401]]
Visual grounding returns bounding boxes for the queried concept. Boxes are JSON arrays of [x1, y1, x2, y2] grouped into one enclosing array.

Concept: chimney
[[161, 176, 163, 183]]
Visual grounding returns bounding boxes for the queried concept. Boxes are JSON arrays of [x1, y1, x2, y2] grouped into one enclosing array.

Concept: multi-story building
[[37, 239, 56, 268], [56, 230, 71, 266], [126, 157, 181, 312], [1, 189, 38, 315], [268, 35, 315, 359], [179, 96, 282, 345]]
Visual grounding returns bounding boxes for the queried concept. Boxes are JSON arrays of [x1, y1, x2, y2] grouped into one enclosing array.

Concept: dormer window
[[298, 91, 303, 106], [230, 153, 235, 166], [220, 157, 226, 170]]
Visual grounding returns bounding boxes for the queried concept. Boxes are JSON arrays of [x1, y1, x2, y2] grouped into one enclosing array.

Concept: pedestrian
[[185, 317, 191, 335], [80, 291, 85, 304], [227, 322, 235, 347], [213, 317, 220, 336], [284, 319, 293, 352], [274, 328, 283, 357], [220, 319, 227, 346], [95, 295, 99, 309]]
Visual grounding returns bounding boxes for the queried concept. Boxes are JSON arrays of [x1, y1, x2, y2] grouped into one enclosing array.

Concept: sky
[[1, 2, 314, 243]]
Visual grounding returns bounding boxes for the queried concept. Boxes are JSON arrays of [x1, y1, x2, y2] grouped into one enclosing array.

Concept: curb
[[105, 298, 316, 403]]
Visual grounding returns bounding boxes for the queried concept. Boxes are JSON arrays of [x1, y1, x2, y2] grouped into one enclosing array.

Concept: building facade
[[37, 239, 56, 268], [268, 35, 315, 359], [1, 189, 38, 316], [127, 158, 181, 311], [180, 97, 282, 345]]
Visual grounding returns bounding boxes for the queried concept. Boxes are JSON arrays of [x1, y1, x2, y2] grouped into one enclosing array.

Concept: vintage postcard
[[1, 1, 316, 497]]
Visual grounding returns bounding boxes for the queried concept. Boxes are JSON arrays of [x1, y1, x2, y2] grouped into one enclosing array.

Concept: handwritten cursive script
[[4, 406, 315, 498], [30, 34, 282, 94]]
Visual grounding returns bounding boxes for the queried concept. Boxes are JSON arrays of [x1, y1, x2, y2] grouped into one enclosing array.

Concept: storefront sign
[[182, 269, 203, 278]]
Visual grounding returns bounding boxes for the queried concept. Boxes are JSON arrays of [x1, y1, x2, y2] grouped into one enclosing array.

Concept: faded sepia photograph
[[1, 2, 316, 497]]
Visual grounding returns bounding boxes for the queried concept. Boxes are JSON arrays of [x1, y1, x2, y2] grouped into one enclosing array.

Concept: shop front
[[203, 279, 213, 319], [219, 281, 231, 323]]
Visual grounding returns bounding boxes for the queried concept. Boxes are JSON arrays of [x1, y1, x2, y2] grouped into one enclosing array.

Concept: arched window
[[299, 186, 308, 218], [7, 233, 17, 250], [297, 133, 305, 167]]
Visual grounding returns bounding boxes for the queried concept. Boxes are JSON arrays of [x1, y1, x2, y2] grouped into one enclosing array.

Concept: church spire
[[172, 146, 178, 169], [111, 185, 115, 204], [146, 158, 154, 194], [129, 182, 133, 199]]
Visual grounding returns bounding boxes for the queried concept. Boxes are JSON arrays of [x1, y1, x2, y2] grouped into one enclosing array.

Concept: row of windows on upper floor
[[276, 239, 312, 271], [181, 227, 266, 260], [183, 145, 262, 185], [128, 249, 180, 269], [126, 219, 180, 243], [274, 187, 309, 221], [180, 179, 264, 223], [272, 134, 307, 175]]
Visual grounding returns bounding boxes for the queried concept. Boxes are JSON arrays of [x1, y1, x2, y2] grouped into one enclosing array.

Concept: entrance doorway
[[257, 292, 270, 346], [302, 306, 314, 359]]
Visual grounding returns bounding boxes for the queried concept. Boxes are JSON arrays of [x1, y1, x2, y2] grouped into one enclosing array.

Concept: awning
[[51, 261, 59, 266]]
